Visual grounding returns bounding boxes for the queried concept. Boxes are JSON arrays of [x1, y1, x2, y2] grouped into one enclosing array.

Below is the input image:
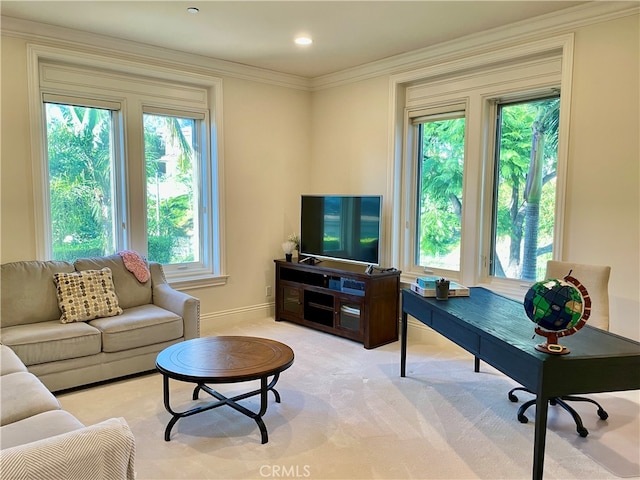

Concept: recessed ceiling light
[[187, 7, 199, 14], [294, 36, 313, 46]]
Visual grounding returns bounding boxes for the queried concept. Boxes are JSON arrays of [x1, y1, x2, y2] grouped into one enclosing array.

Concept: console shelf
[[274, 259, 400, 349]]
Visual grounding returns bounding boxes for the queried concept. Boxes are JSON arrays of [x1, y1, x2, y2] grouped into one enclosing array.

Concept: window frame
[[43, 98, 123, 259], [27, 44, 226, 288], [389, 35, 574, 298], [142, 107, 212, 279], [488, 93, 561, 282], [411, 106, 467, 274]]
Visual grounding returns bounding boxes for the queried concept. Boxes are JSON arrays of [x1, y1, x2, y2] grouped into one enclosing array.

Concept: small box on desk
[[415, 276, 440, 289], [410, 281, 470, 298]]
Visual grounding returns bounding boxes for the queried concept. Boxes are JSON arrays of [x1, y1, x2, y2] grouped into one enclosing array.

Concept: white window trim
[[26, 43, 227, 288], [387, 34, 574, 299]]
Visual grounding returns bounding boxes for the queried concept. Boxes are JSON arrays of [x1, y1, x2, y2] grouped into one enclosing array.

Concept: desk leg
[[401, 311, 408, 377], [474, 357, 480, 373], [532, 394, 549, 480]]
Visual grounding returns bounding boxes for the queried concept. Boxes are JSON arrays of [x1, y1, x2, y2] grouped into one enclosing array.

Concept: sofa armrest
[[0, 417, 135, 480], [149, 263, 200, 340]]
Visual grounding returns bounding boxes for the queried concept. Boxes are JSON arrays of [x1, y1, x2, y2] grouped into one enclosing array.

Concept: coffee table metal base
[[162, 373, 282, 443]]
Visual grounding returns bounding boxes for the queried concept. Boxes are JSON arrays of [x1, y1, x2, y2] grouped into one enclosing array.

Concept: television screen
[[300, 195, 382, 266]]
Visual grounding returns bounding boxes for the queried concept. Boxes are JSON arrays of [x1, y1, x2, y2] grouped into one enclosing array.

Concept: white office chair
[[508, 260, 612, 437]]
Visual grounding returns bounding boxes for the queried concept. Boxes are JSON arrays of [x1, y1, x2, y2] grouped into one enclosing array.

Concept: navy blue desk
[[400, 287, 640, 480]]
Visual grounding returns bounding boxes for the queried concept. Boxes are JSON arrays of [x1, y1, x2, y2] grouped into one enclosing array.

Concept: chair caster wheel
[[517, 414, 529, 424], [597, 409, 609, 420], [578, 427, 589, 438]]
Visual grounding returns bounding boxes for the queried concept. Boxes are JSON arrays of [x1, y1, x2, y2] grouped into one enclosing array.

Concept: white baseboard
[[200, 302, 275, 335]]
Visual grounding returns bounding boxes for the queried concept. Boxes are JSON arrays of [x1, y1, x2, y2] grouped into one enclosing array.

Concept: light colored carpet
[[57, 316, 640, 480]]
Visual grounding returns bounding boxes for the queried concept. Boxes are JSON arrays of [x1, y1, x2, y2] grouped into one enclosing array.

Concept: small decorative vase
[[285, 253, 293, 262]]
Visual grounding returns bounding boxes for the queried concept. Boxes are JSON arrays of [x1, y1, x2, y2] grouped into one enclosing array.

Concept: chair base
[[508, 387, 609, 438]]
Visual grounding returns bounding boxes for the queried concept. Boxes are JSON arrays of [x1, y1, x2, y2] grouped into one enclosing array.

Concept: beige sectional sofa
[[0, 344, 136, 479], [0, 254, 200, 392]]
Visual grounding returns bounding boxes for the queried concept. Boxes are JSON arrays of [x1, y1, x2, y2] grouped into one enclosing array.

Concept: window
[[45, 102, 119, 260], [404, 95, 561, 284], [491, 96, 560, 281], [34, 58, 223, 286], [144, 112, 202, 265], [414, 111, 466, 272], [393, 38, 572, 293]]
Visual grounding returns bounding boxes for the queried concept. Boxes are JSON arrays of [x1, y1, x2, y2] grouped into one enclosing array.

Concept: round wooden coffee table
[[156, 336, 294, 443]]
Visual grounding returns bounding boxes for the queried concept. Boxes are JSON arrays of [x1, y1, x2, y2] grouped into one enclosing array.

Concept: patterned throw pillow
[[53, 268, 123, 323]]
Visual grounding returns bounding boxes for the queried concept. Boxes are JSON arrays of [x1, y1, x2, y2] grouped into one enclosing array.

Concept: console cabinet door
[[335, 297, 364, 339], [280, 283, 302, 320]]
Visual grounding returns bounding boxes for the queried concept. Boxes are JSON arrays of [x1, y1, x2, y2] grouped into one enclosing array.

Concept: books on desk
[[415, 276, 440, 289], [410, 280, 470, 298]]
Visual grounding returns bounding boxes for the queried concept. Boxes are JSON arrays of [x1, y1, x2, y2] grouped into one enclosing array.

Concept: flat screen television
[[300, 195, 382, 266]]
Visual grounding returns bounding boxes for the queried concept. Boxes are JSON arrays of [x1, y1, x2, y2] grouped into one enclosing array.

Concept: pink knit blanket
[[118, 250, 150, 283]]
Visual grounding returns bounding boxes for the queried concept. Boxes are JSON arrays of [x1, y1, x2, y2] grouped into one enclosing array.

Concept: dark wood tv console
[[274, 259, 400, 349]]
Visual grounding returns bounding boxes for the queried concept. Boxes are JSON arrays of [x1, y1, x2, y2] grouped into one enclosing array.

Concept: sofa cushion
[[0, 344, 28, 375], [74, 255, 152, 309], [0, 372, 61, 426], [54, 268, 123, 323], [89, 304, 183, 352], [0, 410, 85, 449], [0, 320, 101, 366], [1, 260, 75, 327]]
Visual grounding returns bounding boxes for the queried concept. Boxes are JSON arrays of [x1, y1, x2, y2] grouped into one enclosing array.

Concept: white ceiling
[[1, 1, 587, 78]]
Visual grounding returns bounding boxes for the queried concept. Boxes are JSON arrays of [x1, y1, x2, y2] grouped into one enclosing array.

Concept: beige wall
[[2, 13, 638, 340], [566, 15, 639, 340], [192, 77, 311, 319], [310, 76, 391, 195], [0, 35, 311, 328], [1, 36, 38, 258], [307, 15, 640, 340]]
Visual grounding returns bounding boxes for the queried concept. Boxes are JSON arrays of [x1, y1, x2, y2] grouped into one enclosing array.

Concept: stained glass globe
[[524, 279, 584, 331], [523, 275, 591, 355]]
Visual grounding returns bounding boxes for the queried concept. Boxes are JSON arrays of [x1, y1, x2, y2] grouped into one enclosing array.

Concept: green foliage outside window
[[144, 114, 197, 264], [46, 104, 115, 260], [46, 104, 199, 264], [417, 96, 559, 281], [418, 117, 465, 270], [494, 98, 559, 280]]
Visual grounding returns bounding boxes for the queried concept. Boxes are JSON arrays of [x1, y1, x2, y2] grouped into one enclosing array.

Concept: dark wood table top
[[156, 336, 294, 383], [401, 286, 640, 480], [402, 287, 640, 394]]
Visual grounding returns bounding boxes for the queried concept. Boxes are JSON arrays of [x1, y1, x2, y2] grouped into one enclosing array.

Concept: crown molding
[[310, 1, 639, 90], [2, 1, 638, 92], [0, 16, 312, 91]]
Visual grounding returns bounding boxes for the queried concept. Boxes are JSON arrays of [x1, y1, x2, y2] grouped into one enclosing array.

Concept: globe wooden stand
[[534, 330, 570, 355]]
